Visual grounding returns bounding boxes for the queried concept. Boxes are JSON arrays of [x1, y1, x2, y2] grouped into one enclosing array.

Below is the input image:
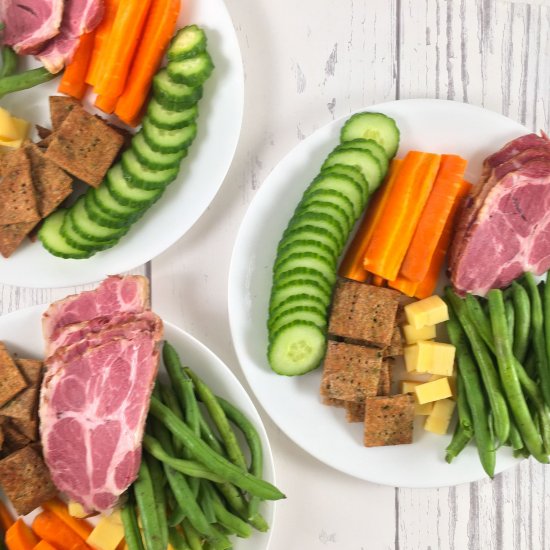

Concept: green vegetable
[[0, 47, 17, 78], [455, 372, 474, 439], [121, 496, 146, 550], [508, 420, 524, 451], [169, 527, 191, 550], [505, 299, 515, 346], [145, 453, 169, 550], [445, 423, 472, 464], [0, 67, 56, 99], [182, 518, 203, 550], [134, 458, 164, 550], [205, 483, 253, 539], [512, 281, 531, 362]]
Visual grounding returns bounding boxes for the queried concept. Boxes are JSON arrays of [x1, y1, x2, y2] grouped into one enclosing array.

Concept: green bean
[[455, 373, 474, 438], [146, 453, 169, 550], [505, 300, 515, 345], [508, 420, 524, 451], [487, 290, 548, 463], [169, 527, 192, 550], [446, 306, 496, 477], [445, 422, 472, 463], [134, 458, 163, 550], [182, 518, 203, 550], [0, 67, 56, 98], [0, 47, 17, 78], [524, 351, 537, 379], [199, 416, 226, 455], [446, 288, 510, 445], [121, 496, 146, 550], [205, 483, 253, 539], [198, 481, 217, 524], [150, 396, 285, 501], [512, 281, 531, 363], [168, 503, 186, 528], [185, 367, 247, 471], [160, 383, 186, 456]]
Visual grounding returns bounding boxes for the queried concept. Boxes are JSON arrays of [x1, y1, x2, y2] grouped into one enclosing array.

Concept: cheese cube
[[87, 513, 125, 550], [0, 117, 29, 149], [429, 374, 456, 397], [402, 323, 436, 344], [0, 108, 18, 140], [404, 342, 428, 372], [68, 501, 88, 518], [403, 341, 455, 375], [400, 380, 434, 415], [415, 377, 453, 404], [424, 399, 456, 434], [405, 295, 449, 329]]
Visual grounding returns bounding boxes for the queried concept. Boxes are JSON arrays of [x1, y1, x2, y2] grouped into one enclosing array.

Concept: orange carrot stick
[[399, 154, 467, 282], [115, 0, 181, 125], [0, 499, 15, 531], [93, 0, 153, 98], [86, 0, 121, 86], [414, 179, 473, 299], [58, 32, 96, 99], [372, 275, 386, 287], [94, 94, 119, 115], [388, 275, 418, 297], [363, 151, 441, 281], [338, 159, 403, 282], [5, 519, 39, 550], [41, 498, 93, 542], [32, 511, 89, 550], [33, 542, 58, 550]]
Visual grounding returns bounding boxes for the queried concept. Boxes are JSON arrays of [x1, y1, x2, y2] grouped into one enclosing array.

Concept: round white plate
[[0, 305, 276, 549], [228, 99, 529, 488], [0, 0, 244, 288]]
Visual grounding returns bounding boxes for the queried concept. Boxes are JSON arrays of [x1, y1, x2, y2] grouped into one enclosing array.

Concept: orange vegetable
[[5, 519, 39, 550], [363, 151, 441, 281], [0, 500, 15, 530], [388, 275, 418, 297], [338, 159, 403, 282], [399, 154, 467, 282], [93, 0, 153, 98], [33, 541, 58, 550], [94, 94, 119, 114], [32, 511, 89, 550], [414, 179, 473, 299], [86, 0, 121, 86], [115, 0, 181, 125], [41, 498, 93, 541], [58, 32, 96, 99], [372, 275, 386, 287]]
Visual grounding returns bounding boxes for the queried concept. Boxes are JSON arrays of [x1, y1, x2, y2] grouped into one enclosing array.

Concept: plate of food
[[0, 275, 281, 549], [228, 98, 550, 487], [0, 0, 244, 288]]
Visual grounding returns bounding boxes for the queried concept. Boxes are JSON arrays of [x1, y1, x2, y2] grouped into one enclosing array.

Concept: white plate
[[0, 305, 276, 549], [228, 98, 529, 488], [0, 0, 244, 288]]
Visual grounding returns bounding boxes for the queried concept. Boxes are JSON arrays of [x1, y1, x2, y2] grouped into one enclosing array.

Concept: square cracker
[[0, 445, 57, 515], [320, 340, 382, 402], [363, 394, 415, 447], [45, 105, 124, 187], [0, 148, 40, 225], [49, 95, 79, 129], [328, 279, 400, 348], [345, 401, 365, 423], [377, 360, 392, 396], [0, 221, 36, 258], [383, 326, 404, 358], [0, 418, 31, 456], [0, 343, 27, 407]]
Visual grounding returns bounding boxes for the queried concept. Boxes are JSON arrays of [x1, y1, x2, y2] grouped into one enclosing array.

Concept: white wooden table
[[2, 1, 550, 548]]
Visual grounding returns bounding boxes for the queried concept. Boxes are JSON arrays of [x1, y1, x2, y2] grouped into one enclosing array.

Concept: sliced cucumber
[[70, 196, 129, 243], [132, 132, 187, 170], [92, 184, 145, 220], [294, 200, 352, 234], [305, 173, 365, 217], [276, 239, 337, 268], [168, 25, 207, 61], [121, 149, 179, 190], [269, 279, 332, 312], [273, 268, 333, 294], [274, 252, 337, 286], [278, 226, 341, 257], [153, 69, 203, 109], [340, 112, 400, 158], [318, 166, 368, 211], [106, 164, 164, 208], [284, 212, 345, 249], [322, 148, 382, 193], [337, 138, 389, 173], [143, 118, 197, 154], [168, 52, 214, 87], [268, 321, 327, 376], [39, 210, 93, 260], [269, 305, 328, 336], [62, 210, 118, 252], [84, 192, 132, 229], [298, 189, 356, 227], [269, 292, 330, 320], [147, 98, 198, 130]]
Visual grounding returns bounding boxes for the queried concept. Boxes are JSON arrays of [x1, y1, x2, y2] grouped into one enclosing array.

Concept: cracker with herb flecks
[[377, 360, 392, 396], [0, 343, 27, 408], [345, 401, 365, 423], [0, 221, 36, 258], [383, 326, 404, 358], [49, 96, 79, 129], [363, 394, 415, 447]]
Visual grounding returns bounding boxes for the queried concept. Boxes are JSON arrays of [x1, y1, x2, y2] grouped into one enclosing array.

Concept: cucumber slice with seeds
[[274, 252, 337, 286], [132, 131, 187, 170], [153, 69, 203, 108], [106, 164, 164, 208], [147, 98, 198, 129], [269, 280, 332, 312], [340, 112, 400, 158], [269, 305, 328, 336], [168, 25, 207, 61], [143, 117, 197, 154], [337, 138, 389, 173], [270, 293, 329, 321], [39, 210, 93, 259], [168, 52, 214, 87]]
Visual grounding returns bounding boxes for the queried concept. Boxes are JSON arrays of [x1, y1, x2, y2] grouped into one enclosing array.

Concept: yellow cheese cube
[[68, 501, 88, 518], [415, 377, 453, 404], [404, 342, 428, 372], [429, 374, 457, 397], [405, 295, 449, 329], [424, 398, 456, 434], [87, 513, 125, 550], [426, 342, 455, 376], [400, 380, 434, 415], [0, 117, 29, 149], [0, 108, 18, 140], [402, 323, 436, 344]]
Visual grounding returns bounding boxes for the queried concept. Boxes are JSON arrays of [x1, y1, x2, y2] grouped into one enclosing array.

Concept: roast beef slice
[[0, 343, 27, 407]]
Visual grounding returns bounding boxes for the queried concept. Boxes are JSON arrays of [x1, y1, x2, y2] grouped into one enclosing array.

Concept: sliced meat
[[2, 0, 64, 55], [37, 0, 105, 73], [42, 275, 150, 345]]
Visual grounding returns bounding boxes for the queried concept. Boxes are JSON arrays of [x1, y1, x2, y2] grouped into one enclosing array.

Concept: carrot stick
[[372, 275, 386, 287], [388, 275, 418, 297], [94, 94, 119, 114], [338, 159, 403, 282], [86, 0, 121, 86], [5, 519, 39, 550], [41, 498, 93, 542], [398, 154, 467, 282], [58, 32, 96, 100], [363, 151, 441, 281], [33, 542, 57, 550], [414, 179, 473, 299], [115, 0, 181, 125], [32, 511, 89, 550], [93, 0, 153, 98], [0, 499, 15, 531]]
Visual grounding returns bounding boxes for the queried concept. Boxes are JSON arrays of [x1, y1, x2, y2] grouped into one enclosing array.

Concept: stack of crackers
[[320, 278, 416, 447], [0, 342, 57, 515]]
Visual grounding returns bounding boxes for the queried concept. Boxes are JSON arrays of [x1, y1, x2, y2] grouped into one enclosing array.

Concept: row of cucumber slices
[[39, 25, 214, 259], [267, 112, 400, 376]]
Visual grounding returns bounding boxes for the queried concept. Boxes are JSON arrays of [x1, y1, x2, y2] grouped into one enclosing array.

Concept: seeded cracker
[[364, 394, 415, 447], [0, 419, 30, 455], [383, 326, 404, 358], [345, 401, 365, 423], [377, 360, 392, 396], [0, 343, 27, 407], [0, 221, 36, 258], [49, 95, 79, 129]]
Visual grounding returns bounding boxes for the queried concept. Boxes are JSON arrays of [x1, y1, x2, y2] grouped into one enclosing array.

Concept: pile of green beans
[[121, 341, 285, 550], [444, 273, 550, 477]]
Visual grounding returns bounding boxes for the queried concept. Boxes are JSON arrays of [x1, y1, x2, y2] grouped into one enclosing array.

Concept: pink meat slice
[[37, 0, 105, 73], [1, 0, 64, 55], [42, 275, 149, 346], [40, 332, 162, 512]]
